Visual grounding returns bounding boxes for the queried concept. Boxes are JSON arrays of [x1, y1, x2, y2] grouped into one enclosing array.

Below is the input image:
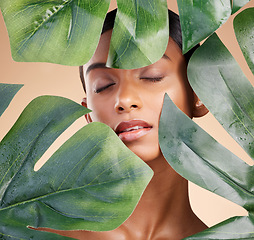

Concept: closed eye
[[140, 77, 164, 82], [94, 82, 115, 93]]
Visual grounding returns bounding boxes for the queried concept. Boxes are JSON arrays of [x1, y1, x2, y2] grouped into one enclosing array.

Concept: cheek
[[87, 95, 114, 124], [151, 94, 165, 120], [164, 80, 194, 117]]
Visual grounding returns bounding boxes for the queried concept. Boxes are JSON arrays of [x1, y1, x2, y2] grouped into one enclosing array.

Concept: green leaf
[[177, 0, 231, 54], [0, 96, 89, 199], [0, 95, 153, 238], [183, 216, 254, 239], [0, 213, 75, 240], [0, 95, 88, 239], [159, 94, 254, 238], [107, 0, 169, 69], [159, 94, 254, 210], [234, 7, 254, 75], [0, 0, 110, 66], [232, 0, 250, 14], [0, 83, 23, 117], [187, 33, 254, 159]]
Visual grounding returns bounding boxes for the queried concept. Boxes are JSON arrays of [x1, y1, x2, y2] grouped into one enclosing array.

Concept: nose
[[114, 81, 143, 113]]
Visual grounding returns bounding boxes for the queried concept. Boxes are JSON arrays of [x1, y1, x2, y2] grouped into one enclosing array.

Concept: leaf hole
[[34, 117, 86, 171]]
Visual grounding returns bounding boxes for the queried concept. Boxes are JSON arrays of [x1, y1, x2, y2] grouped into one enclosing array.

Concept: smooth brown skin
[[36, 30, 208, 239]]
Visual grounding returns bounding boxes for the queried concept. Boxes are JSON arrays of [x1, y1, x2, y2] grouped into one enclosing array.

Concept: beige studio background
[[1, 0, 254, 229]]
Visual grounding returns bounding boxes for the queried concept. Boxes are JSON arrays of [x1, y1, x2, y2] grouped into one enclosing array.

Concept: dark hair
[[80, 9, 198, 92]]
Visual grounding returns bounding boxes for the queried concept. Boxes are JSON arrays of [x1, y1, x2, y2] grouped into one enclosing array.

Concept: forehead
[[83, 29, 185, 75]]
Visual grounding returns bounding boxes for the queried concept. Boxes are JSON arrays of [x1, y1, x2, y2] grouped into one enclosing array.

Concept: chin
[[126, 143, 161, 163]]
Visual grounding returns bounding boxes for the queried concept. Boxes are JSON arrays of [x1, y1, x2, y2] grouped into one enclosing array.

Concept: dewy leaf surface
[[0, 95, 153, 238], [159, 94, 254, 239], [188, 33, 254, 159], [0, 95, 88, 239], [0, 0, 110, 66], [177, 0, 231, 54], [107, 0, 168, 69], [159, 94, 254, 210], [234, 7, 254, 75], [0, 83, 23, 117], [0, 95, 89, 201], [232, 0, 250, 14]]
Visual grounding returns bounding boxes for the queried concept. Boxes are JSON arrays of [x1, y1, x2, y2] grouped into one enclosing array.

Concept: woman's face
[[82, 30, 194, 162]]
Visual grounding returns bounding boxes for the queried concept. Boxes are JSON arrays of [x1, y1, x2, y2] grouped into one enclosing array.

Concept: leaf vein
[[182, 140, 254, 200]]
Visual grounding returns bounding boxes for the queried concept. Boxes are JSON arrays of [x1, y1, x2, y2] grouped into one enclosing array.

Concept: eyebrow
[[86, 62, 107, 75], [86, 54, 171, 75], [163, 54, 171, 61]]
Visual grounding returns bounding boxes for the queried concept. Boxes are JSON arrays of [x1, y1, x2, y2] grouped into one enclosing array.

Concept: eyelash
[[94, 76, 163, 93], [141, 77, 164, 82], [94, 83, 115, 93]]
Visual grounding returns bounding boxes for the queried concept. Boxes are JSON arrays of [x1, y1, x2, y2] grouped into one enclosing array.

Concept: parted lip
[[115, 120, 152, 135]]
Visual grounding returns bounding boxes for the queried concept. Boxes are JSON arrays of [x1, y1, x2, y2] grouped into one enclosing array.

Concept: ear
[[192, 93, 209, 118], [81, 98, 92, 123]]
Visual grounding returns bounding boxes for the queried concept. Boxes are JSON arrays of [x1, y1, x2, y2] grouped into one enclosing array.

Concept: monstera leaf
[[234, 7, 254, 75], [0, 83, 153, 239], [159, 7, 254, 238], [0, 0, 169, 68], [0, 0, 110, 66], [2, 0, 245, 69], [1, 2, 254, 239], [159, 94, 254, 239], [177, 0, 231, 54], [107, 0, 168, 69], [187, 33, 254, 159]]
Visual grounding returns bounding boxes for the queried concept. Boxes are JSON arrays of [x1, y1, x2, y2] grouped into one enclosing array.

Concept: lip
[[115, 120, 152, 142]]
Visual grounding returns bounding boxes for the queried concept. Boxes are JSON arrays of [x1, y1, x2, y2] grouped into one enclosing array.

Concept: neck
[[119, 154, 206, 239]]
